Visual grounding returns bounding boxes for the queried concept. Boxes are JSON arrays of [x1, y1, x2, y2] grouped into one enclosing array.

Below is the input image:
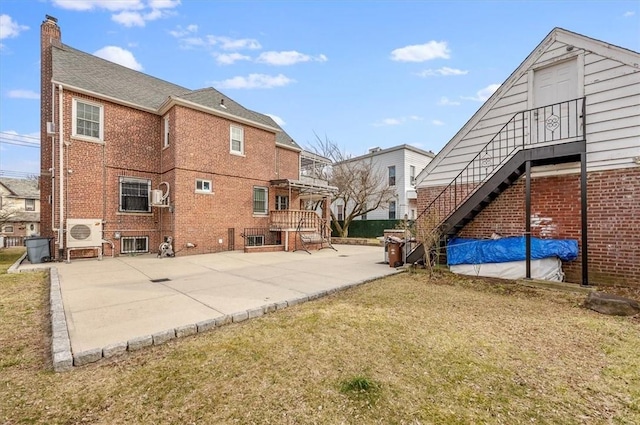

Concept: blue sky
[[0, 0, 638, 178]]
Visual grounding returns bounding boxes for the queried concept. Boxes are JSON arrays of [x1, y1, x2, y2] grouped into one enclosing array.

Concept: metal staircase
[[416, 97, 586, 254]]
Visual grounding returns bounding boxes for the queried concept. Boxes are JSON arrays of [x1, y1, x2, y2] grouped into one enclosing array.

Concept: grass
[[1, 247, 639, 424]]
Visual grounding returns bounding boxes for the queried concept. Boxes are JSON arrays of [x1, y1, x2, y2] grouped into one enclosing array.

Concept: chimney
[[41, 14, 61, 49]]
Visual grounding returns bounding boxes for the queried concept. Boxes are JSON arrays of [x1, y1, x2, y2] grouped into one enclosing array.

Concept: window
[[275, 195, 289, 211], [337, 204, 344, 221], [253, 187, 268, 214], [230, 125, 244, 155], [246, 235, 265, 247], [196, 179, 212, 193], [361, 203, 367, 220], [410, 165, 416, 185], [119, 177, 151, 212], [389, 201, 396, 219], [121, 236, 149, 254], [25, 199, 35, 211], [73, 99, 103, 140], [3, 225, 14, 233], [163, 117, 170, 148], [388, 166, 396, 186], [410, 209, 416, 220]]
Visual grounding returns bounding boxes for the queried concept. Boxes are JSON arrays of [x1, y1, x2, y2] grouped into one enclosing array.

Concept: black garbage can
[[25, 237, 52, 264]]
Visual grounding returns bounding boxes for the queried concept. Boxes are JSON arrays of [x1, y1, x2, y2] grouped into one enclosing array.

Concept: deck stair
[[416, 98, 587, 258]]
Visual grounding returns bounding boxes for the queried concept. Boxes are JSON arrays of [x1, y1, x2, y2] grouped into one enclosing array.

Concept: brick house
[[415, 28, 640, 286], [0, 178, 40, 246], [40, 16, 333, 260]]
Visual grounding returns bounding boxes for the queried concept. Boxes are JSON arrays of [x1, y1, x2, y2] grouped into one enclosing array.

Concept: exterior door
[[531, 59, 579, 144]]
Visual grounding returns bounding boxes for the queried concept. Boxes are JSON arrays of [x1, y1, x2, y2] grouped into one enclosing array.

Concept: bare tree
[[309, 134, 395, 237], [0, 204, 18, 231]]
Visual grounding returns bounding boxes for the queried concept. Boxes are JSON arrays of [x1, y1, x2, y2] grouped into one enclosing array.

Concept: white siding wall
[[420, 38, 640, 187], [331, 147, 433, 221]]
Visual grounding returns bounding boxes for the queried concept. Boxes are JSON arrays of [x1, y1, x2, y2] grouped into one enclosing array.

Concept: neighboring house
[[332, 145, 434, 221], [415, 28, 640, 286], [0, 178, 40, 244], [40, 16, 333, 260]]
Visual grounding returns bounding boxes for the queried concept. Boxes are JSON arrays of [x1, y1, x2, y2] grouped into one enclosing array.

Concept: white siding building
[[414, 27, 639, 286], [332, 144, 434, 221]]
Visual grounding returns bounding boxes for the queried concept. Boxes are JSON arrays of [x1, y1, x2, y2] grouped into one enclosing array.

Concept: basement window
[[121, 236, 149, 254], [246, 235, 265, 246]]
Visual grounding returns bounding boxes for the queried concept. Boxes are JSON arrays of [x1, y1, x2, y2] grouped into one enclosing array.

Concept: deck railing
[[416, 97, 586, 228], [270, 209, 324, 231]]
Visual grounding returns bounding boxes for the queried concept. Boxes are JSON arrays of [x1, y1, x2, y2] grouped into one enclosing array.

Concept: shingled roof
[[0, 178, 39, 198], [51, 43, 301, 150]]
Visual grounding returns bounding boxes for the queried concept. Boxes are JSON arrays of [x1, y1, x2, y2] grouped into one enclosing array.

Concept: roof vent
[[369, 147, 381, 153], [219, 99, 227, 109]]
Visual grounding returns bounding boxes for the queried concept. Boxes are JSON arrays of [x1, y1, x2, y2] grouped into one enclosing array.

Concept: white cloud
[[93, 46, 143, 71], [206, 35, 261, 50], [438, 96, 460, 106], [431, 120, 445, 126], [54, 0, 179, 27], [416, 67, 468, 77], [390, 41, 450, 62], [169, 24, 198, 38], [265, 114, 286, 126], [213, 74, 295, 89], [112, 11, 145, 27], [7, 90, 39, 99], [461, 83, 501, 102], [149, 0, 181, 9], [0, 14, 29, 40], [215, 52, 251, 65], [52, 0, 145, 12], [256, 51, 327, 66], [623, 11, 635, 17], [372, 115, 423, 127]]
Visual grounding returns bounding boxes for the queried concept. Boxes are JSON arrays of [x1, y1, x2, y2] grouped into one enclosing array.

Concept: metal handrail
[[416, 97, 585, 229]]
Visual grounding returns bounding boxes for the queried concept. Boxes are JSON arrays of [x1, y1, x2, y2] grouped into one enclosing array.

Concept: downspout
[[50, 82, 56, 234], [58, 84, 64, 259]]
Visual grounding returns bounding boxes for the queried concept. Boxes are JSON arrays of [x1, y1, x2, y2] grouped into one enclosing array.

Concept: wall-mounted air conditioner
[[66, 219, 103, 248], [151, 189, 165, 205]]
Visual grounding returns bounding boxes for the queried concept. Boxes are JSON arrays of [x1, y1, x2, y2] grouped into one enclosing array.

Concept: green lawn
[[1, 247, 638, 424]]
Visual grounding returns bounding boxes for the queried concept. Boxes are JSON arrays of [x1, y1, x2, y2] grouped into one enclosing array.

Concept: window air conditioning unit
[[151, 189, 165, 205], [66, 219, 103, 248]]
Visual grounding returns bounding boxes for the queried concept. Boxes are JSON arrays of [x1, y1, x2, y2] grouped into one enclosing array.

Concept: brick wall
[[417, 167, 640, 286], [41, 20, 303, 259]]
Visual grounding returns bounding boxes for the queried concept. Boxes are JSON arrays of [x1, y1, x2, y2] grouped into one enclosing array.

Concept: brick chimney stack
[[40, 15, 61, 242]]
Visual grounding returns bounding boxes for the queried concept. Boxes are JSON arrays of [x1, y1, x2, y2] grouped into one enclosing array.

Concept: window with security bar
[[121, 236, 148, 253], [119, 177, 151, 212]]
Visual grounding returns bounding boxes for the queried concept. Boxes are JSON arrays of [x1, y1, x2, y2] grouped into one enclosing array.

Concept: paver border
[[8, 253, 403, 371]]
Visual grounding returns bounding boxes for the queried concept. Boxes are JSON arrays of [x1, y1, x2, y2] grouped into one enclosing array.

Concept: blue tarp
[[447, 236, 578, 266]]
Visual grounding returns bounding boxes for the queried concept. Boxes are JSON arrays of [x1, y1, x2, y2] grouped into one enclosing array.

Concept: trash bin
[[387, 236, 405, 268], [25, 237, 52, 264]]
